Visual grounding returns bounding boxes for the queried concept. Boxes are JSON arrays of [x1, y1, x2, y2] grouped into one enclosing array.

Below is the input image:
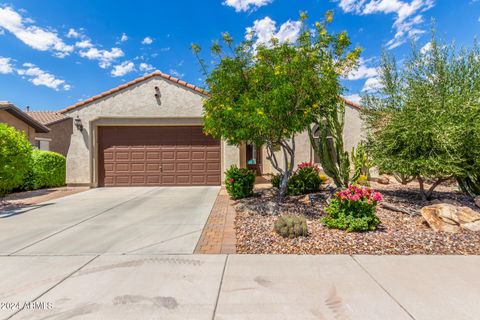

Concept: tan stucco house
[[59, 71, 363, 187], [26, 111, 73, 156], [0, 101, 50, 144]]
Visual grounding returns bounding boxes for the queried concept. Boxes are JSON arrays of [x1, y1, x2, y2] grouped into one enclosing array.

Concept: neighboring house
[[0, 101, 50, 144], [59, 71, 364, 187], [26, 111, 72, 156]]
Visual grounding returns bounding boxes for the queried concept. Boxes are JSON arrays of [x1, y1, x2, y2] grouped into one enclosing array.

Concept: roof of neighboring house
[[59, 70, 362, 114], [0, 101, 50, 133], [343, 98, 362, 110], [60, 70, 208, 113], [26, 111, 70, 126]]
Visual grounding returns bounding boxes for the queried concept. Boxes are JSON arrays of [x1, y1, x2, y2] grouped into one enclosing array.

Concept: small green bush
[[322, 185, 382, 232], [0, 123, 32, 195], [271, 163, 323, 196], [274, 215, 308, 238], [271, 173, 281, 188], [225, 165, 255, 200], [287, 162, 322, 196], [23, 150, 66, 190]]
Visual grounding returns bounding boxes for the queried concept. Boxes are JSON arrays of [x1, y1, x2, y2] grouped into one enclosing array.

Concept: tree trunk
[[265, 137, 296, 207]]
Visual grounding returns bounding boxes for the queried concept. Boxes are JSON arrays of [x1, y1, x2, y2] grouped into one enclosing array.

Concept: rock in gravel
[[374, 175, 390, 185], [475, 196, 480, 209], [421, 203, 480, 233]]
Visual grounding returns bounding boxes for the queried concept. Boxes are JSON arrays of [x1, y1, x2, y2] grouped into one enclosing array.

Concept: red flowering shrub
[[323, 185, 382, 232], [225, 165, 255, 200]]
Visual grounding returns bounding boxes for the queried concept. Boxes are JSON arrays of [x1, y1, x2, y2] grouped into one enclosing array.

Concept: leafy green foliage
[[309, 103, 351, 188], [274, 215, 308, 238], [225, 165, 255, 200], [192, 11, 360, 203], [322, 185, 382, 232], [362, 30, 480, 200], [287, 162, 323, 196], [22, 150, 66, 190], [270, 163, 324, 195], [0, 123, 32, 196], [270, 174, 281, 189], [351, 143, 371, 182]]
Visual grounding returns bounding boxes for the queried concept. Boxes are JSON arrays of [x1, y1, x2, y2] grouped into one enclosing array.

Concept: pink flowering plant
[[323, 185, 383, 232], [225, 165, 255, 200]]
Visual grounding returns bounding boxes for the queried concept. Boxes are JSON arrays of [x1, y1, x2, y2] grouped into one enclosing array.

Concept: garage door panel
[[99, 126, 221, 187], [131, 163, 145, 172]]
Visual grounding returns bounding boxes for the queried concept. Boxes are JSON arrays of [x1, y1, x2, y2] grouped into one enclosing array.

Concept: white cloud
[[0, 6, 74, 57], [246, 16, 302, 46], [120, 33, 128, 42], [16, 63, 69, 90], [139, 63, 155, 72], [79, 47, 124, 68], [0, 56, 14, 74], [75, 39, 93, 48], [169, 69, 184, 78], [142, 36, 153, 45], [66, 28, 81, 38], [223, 0, 273, 12], [362, 76, 382, 91], [420, 41, 432, 53], [346, 58, 378, 80], [337, 0, 435, 49], [111, 61, 135, 77]]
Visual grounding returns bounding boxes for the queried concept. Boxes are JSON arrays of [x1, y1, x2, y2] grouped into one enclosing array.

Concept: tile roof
[[26, 111, 70, 126], [58, 70, 362, 114], [0, 102, 50, 133], [60, 70, 208, 114]]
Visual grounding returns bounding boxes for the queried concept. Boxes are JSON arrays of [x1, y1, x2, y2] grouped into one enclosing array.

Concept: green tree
[[363, 31, 480, 200], [192, 11, 360, 202], [0, 123, 32, 196]]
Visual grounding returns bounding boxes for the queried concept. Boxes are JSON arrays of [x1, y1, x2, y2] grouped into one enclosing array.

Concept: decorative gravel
[[235, 181, 480, 255]]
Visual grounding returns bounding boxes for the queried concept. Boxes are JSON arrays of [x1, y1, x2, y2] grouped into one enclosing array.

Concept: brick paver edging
[[195, 188, 236, 254]]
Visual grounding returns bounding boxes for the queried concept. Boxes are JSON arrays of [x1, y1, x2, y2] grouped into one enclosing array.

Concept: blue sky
[[0, 0, 479, 111]]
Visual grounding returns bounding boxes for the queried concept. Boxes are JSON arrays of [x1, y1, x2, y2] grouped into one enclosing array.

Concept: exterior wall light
[[154, 86, 161, 98], [74, 115, 83, 131]]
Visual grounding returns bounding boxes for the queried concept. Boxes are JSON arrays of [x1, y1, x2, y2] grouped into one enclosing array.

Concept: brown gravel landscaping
[[235, 180, 480, 255]]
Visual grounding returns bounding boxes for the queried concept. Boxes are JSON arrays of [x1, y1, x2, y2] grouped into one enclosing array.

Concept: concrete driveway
[[0, 186, 220, 255]]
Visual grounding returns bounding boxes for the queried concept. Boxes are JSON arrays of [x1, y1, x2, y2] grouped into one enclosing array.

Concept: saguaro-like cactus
[[308, 102, 350, 188]]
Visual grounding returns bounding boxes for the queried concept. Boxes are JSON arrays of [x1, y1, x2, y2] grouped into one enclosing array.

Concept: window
[[35, 138, 50, 151]]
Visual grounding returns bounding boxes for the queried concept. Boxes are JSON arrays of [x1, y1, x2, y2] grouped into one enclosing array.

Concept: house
[[26, 111, 72, 156], [59, 71, 363, 187], [0, 101, 50, 144]]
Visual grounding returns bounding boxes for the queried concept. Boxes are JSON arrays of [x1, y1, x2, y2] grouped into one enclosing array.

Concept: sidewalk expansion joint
[[212, 254, 229, 320], [351, 255, 416, 320]]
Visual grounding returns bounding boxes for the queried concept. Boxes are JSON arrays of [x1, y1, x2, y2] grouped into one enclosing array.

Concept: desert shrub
[[287, 162, 323, 196], [0, 123, 32, 196], [323, 185, 382, 232], [270, 173, 281, 188], [225, 165, 255, 200], [274, 215, 308, 238], [23, 150, 66, 190]]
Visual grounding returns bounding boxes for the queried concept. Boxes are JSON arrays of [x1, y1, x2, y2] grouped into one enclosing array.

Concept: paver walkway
[[195, 188, 236, 254]]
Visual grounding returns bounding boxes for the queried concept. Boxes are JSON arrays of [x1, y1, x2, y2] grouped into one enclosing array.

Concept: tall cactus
[[351, 143, 371, 182], [308, 102, 350, 188]]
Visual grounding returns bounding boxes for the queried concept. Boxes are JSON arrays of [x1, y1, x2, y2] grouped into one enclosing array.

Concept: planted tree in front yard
[[192, 11, 360, 203], [0, 123, 32, 196], [362, 31, 480, 200]]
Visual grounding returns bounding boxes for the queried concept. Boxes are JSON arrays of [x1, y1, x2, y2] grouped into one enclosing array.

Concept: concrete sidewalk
[[1, 254, 479, 320]]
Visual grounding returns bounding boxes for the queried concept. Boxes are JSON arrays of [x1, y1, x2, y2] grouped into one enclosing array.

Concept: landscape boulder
[[475, 196, 480, 209], [421, 203, 480, 233]]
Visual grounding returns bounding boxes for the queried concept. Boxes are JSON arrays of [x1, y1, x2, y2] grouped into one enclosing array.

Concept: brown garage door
[[98, 126, 221, 187]]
